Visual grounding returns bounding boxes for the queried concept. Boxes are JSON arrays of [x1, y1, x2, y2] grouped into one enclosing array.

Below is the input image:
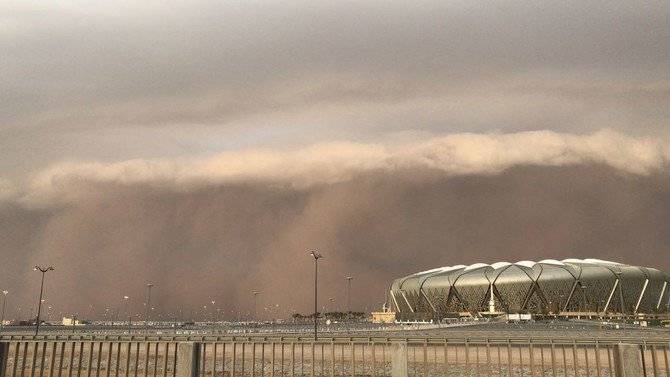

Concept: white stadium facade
[[390, 259, 670, 321]]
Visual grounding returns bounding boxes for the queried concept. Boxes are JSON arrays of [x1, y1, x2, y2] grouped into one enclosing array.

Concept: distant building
[[371, 311, 396, 323], [390, 259, 670, 322], [62, 317, 84, 326]]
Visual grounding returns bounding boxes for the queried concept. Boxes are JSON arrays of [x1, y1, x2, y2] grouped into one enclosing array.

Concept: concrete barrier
[[175, 342, 200, 377], [391, 341, 408, 377], [614, 343, 643, 377]]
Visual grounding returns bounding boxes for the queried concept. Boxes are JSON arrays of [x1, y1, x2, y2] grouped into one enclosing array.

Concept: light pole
[[309, 250, 322, 340], [122, 296, 130, 330], [252, 291, 260, 321], [33, 265, 54, 336], [345, 276, 353, 316], [1, 290, 8, 326], [145, 283, 154, 327]]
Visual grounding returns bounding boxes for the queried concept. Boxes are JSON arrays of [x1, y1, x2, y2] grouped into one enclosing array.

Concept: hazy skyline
[[1, 1, 669, 318]]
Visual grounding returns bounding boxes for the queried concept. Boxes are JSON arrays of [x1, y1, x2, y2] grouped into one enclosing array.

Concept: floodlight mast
[[33, 266, 54, 336], [309, 250, 323, 340]]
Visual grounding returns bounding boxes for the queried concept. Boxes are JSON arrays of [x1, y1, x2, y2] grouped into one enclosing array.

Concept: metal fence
[[0, 336, 669, 376]]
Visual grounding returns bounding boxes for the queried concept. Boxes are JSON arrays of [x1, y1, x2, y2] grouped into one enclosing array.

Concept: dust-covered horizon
[[1, 130, 669, 321]]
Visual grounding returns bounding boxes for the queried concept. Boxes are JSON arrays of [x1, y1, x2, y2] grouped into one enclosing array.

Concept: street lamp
[[122, 296, 130, 330], [252, 291, 260, 321], [33, 265, 54, 336], [309, 250, 323, 340], [145, 283, 154, 327], [345, 276, 353, 316], [1, 290, 8, 326]]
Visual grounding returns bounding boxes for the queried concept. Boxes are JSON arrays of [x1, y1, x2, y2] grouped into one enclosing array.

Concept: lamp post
[[252, 291, 260, 321], [345, 276, 353, 316], [1, 290, 8, 326], [33, 265, 54, 336], [309, 250, 322, 340], [145, 283, 154, 328], [122, 296, 130, 331]]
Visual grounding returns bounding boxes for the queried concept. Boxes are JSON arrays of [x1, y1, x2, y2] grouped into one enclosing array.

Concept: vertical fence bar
[[251, 342, 256, 377], [350, 343, 354, 377], [290, 343, 294, 377], [20, 341, 28, 377], [443, 341, 448, 376], [231, 339, 237, 376], [172, 343, 177, 377], [106, 343, 113, 377], [241, 342, 245, 377], [30, 342, 38, 377], [550, 341, 556, 377], [77, 342, 84, 377], [49, 343, 57, 377], [152, 343, 158, 377], [57, 342, 65, 377], [124, 343, 130, 377], [529, 342, 534, 377], [506, 342, 512, 377], [86, 343, 93, 377], [39, 342, 47, 377], [221, 343, 232, 376], [271, 342, 276, 377], [330, 343, 335, 377], [595, 342, 601, 377], [210, 344, 216, 377], [95, 343, 103, 377], [572, 342, 578, 377], [465, 341, 470, 375], [651, 345, 659, 377], [11, 342, 19, 377], [664, 343, 669, 377], [606, 345, 613, 376], [163, 344, 169, 377], [0, 342, 9, 377], [281, 342, 285, 377], [143, 343, 150, 377], [584, 346, 590, 377], [133, 343, 140, 377], [562, 344, 568, 376]]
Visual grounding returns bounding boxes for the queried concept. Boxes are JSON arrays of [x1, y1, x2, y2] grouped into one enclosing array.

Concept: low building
[[62, 317, 84, 326]]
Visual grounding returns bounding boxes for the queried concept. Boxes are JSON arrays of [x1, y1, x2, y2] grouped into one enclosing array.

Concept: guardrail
[[0, 336, 668, 376]]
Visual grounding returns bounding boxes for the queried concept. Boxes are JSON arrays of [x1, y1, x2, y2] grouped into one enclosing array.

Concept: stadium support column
[[602, 279, 619, 317], [634, 279, 649, 314], [488, 283, 496, 313]]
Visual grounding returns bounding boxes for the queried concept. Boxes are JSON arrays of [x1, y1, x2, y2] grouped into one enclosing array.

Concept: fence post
[[0, 343, 8, 377], [613, 343, 643, 377], [176, 342, 201, 377], [391, 342, 408, 377]]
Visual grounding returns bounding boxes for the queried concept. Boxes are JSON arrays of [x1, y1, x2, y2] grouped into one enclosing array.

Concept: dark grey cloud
[[1, 1, 670, 174]]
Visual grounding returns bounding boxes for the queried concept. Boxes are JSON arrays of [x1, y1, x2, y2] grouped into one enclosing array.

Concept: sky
[[0, 0, 669, 320]]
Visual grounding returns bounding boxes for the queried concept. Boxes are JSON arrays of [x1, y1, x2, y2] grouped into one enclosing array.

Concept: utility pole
[[33, 266, 54, 336], [309, 250, 323, 340]]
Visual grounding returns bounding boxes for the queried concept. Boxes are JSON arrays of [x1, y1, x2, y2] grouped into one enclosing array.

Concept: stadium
[[390, 259, 670, 321]]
